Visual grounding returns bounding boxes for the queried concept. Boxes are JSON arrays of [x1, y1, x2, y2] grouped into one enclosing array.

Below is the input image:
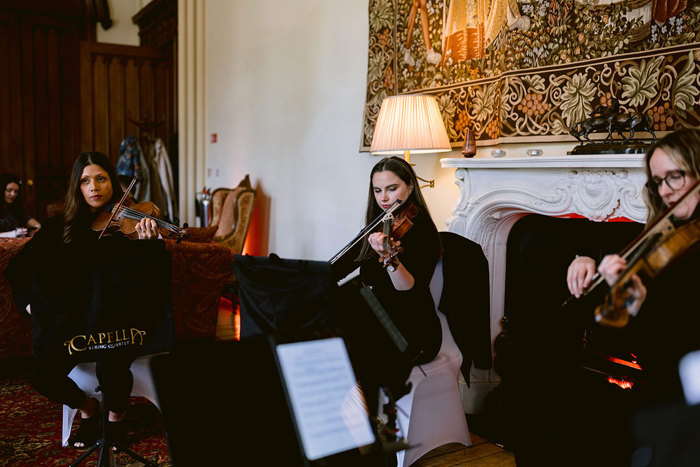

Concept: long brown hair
[[358, 156, 435, 260], [63, 152, 124, 243], [643, 129, 700, 224]]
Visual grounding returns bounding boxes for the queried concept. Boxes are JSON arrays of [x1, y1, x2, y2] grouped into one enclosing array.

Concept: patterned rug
[[0, 372, 172, 466]]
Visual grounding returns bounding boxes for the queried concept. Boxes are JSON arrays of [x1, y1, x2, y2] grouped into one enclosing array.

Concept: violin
[[592, 179, 700, 327], [91, 176, 189, 242], [379, 202, 419, 268], [594, 216, 700, 327], [91, 200, 189, 242]]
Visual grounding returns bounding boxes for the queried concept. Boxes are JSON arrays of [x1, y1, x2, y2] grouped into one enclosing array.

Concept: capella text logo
[[64, 328, 147, 355]]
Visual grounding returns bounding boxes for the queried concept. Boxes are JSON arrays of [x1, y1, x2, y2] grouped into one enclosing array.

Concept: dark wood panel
[[60, 24, 80, 173], [124, 58, 140, 138], [0, 11, 84, 219], [47, 27, 62, 172], [108, 56, 125, 157], [92, 53, 109, 153], [139, 59, 156, 128], [0, 3, 96, 221], [0, 11, 23, 177], [80, 42, 173, 169]]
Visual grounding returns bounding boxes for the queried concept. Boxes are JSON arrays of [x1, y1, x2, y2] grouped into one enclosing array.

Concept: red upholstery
[[0, 238, 233, 360], [0, 239, 32, 359], [165, 238, 234, 340]]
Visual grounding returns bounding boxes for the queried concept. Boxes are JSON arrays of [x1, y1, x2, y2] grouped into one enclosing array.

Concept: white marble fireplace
[[440, 154, 648, 412]]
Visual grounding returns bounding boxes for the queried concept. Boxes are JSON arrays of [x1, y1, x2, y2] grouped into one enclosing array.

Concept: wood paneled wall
[[0, 8, 84, 219], [80, 41, 173, 167]]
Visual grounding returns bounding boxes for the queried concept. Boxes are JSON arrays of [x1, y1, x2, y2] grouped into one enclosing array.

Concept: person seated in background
[[0, 173, 41, 237], [7, 152, 159, 451]]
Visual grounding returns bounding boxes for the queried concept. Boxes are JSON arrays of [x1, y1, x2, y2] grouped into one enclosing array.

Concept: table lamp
[[370, 94, 452, 188]]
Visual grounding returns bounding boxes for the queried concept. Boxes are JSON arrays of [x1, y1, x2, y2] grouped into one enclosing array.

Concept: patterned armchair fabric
[[0, 238, 233, 360], [165, 239, 234, 341], [0, 239, 32, 359]]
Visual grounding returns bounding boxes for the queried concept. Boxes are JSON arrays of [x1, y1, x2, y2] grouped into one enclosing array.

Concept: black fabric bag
[[9, 239, 173, 363]]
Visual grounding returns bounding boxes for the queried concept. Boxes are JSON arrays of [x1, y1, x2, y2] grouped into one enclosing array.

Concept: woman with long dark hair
[[0, 173, 40, 237], [357, 156, 442, 367], [8, 152, 159, 451]]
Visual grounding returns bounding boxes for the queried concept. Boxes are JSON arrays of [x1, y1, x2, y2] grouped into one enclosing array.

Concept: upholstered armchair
[[187, 175, 256, 255]]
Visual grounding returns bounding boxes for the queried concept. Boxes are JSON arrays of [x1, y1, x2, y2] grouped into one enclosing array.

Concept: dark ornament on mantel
[[568, 99, 656, 155], [462, 128, 476, 158]]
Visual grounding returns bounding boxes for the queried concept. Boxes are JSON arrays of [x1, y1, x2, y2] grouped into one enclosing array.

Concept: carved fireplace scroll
[[440, 154, 647, 411]]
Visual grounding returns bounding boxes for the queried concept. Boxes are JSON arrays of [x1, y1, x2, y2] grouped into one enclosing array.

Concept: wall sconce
[[369, 94, 452, 188]]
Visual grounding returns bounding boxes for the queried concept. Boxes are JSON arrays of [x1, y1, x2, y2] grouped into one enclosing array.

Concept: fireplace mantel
[[440, 154, 647, 410]]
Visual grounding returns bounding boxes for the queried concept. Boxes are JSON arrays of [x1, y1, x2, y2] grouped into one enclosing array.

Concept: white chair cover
[[394, 259, 471, 466]]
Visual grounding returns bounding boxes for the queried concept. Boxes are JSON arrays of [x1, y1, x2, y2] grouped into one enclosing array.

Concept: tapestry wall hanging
[[361, 0, 700, 150]]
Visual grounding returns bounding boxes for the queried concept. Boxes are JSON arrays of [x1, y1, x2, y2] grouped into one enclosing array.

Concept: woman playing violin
[[9, 152, 158, 451], [567, 130, 700, 302], [358, 156, 442, 367], [569, 128, 700, 402]]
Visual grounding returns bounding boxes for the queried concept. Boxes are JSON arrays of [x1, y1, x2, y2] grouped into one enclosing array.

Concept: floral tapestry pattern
[[361, 0, 700, 150]]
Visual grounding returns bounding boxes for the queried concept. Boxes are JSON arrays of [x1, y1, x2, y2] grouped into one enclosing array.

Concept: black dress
[[359, 209, 442, 365], [0, 204, 31, 233]]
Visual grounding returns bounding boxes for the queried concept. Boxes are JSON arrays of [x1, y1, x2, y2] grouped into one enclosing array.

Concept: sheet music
[[276, 337, 376, 460]]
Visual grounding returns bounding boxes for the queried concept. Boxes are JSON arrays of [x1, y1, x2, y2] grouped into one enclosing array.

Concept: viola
[[91, 200, 188, 242], [379, 202, 419, 268], [592, 178, 700, 327]]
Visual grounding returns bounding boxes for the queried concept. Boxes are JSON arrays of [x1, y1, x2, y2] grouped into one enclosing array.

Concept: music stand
[[232, 254, 421, 461], [150, 332, 389, 467]]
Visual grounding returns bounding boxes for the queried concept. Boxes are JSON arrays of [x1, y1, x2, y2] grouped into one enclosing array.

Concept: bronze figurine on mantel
[[568, 100, 656, 155]]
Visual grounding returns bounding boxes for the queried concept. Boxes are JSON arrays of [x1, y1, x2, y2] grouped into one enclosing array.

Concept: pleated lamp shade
[[370, 95, 451, 159]]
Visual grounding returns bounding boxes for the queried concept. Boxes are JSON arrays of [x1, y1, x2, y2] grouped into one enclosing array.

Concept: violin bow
[[562, 177, 700, 306], [97, 176, 137, 239]]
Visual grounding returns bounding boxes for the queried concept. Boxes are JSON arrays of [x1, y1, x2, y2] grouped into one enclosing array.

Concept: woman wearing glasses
[[568, 129, 700, 398], [555, 129, 700, 465], [567, 129, 700, 305]]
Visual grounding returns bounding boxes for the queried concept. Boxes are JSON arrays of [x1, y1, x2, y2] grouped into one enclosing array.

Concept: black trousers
[[31, 354, 135, 413]]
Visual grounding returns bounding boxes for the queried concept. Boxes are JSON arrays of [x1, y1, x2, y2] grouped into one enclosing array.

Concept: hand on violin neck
[[135, 217, 159, 240], [620, 274, 647, 317], [368, 232, 391, 255]]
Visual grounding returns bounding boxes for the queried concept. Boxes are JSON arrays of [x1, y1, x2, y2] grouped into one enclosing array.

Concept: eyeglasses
[[648, 170, 687, 191]]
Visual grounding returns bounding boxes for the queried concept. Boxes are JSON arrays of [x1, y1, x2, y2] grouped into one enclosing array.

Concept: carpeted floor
[[0, 371, 171, 466]]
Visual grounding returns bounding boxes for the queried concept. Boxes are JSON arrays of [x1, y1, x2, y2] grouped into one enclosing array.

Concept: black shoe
[[69, 409, 101, 450], [107, 419, 128, 452]]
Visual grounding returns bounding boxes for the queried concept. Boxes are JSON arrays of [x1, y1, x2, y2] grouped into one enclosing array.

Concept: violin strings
[[113, 205, 183, 234]]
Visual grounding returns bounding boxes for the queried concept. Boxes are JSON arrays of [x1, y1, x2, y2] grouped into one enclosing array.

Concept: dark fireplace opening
[[503, 214, 645, 368], [481, 214, 646, 459]]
